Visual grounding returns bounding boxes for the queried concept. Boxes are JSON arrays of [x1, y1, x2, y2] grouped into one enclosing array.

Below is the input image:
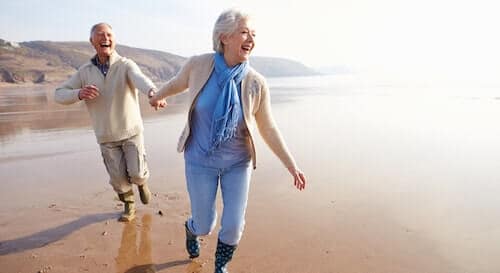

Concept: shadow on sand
[[0, 212, 116, 255], [123, 260, 193, 273]]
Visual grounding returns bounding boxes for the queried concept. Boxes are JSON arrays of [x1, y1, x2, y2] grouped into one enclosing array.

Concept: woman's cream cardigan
[[155, 53, 297, 170]]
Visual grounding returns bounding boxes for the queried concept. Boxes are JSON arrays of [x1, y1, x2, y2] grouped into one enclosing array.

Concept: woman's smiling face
[[221, 19, 256, 67]]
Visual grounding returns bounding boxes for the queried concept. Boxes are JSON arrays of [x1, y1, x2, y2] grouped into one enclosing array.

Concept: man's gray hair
[[90, 23, 113, 39], [212, 9, 251, 53]]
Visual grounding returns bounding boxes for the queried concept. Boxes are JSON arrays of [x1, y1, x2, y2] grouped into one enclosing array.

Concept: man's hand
[[149, 95, 167, 111], [78, 85, 100, 100], [148, 89, 166, 110]]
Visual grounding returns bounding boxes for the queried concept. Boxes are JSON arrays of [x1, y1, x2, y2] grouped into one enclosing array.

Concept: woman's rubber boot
[[185, 221, 200, 258], [118, 190, 136, 222], [214, 239, 237, 273]]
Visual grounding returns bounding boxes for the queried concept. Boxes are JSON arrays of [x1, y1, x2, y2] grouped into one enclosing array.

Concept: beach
[[1, 76, 500, 273]]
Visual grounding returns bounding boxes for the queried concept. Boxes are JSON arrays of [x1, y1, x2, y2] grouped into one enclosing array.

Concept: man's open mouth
[[242, 44, 252, 52]]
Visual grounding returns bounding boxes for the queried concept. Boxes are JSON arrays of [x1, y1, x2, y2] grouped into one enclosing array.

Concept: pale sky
[[1, 0, 499, 85]]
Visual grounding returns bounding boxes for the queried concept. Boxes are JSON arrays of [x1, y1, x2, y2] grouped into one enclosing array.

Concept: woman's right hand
[[149, 96, 167, 110]]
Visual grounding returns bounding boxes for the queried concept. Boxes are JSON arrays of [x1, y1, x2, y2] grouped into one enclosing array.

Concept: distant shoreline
[[0, 40, 321, 85]]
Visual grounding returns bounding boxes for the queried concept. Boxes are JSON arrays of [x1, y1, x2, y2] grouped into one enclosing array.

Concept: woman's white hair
[[212, 9, 251, 53]]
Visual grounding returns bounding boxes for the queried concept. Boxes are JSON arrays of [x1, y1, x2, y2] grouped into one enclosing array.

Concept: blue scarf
[[208, 53, 249, 154]]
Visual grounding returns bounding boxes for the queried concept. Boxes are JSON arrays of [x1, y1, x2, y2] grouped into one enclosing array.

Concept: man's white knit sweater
[[55, 52, 156, 143]]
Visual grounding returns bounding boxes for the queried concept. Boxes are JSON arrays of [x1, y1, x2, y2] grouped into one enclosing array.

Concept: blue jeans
[[185, 160, 252, 246]]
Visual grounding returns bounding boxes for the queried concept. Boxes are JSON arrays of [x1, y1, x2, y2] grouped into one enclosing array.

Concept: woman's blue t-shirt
[[184, 70, 251, 168]]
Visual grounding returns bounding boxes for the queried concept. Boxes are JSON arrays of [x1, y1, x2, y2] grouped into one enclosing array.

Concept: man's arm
[[126, 60, 156, 95], [126, 60, 167, 110], [54, 72, 83, 105]]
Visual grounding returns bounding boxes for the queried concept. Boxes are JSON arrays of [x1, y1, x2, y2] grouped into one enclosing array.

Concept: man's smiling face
[[90, 24, 115, 62]]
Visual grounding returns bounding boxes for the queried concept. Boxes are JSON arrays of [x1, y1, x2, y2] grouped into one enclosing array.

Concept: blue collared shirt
[[91, 55, 109, 77]]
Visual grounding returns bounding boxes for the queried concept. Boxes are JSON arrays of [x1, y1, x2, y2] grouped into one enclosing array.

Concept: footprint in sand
[[165, 192, 182, 201], [186, 260, 205, 273]]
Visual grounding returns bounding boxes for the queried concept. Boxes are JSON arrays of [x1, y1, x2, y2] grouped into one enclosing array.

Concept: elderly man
[[55, 23, 166, 221]]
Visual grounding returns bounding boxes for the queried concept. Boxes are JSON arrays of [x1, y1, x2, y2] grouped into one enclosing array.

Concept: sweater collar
[[91, 51, 121, 66]]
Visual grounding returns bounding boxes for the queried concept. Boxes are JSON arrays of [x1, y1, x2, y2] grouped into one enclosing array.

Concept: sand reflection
[[117, 214, 155, 273]]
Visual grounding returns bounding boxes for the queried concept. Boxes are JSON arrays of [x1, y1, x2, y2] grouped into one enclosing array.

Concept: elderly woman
[[150, 9, 306, 273]]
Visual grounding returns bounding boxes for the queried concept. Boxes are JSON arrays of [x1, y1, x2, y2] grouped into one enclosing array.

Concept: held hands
[[78, 85, 100, 100], [288, 167, 306, 191], [148, 91, 167, 111], [150, 97, 167, 111]]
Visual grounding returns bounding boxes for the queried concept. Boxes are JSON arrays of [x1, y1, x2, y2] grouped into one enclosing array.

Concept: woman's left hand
[[288, 167, 306, 191]]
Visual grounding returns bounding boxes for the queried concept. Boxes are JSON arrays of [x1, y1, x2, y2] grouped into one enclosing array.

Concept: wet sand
[[2, 82, 500, 272]]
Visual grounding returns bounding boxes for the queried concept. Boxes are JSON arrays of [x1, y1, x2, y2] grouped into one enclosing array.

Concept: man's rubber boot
[[118, 190, 136, 222], [138, 184, 151, 205]]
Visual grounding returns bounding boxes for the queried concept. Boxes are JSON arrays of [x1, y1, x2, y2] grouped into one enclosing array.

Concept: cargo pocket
[[101, 146, 112, 175]]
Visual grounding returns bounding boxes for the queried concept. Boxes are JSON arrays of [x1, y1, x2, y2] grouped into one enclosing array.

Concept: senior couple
[[55, 9, 306, 273]]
